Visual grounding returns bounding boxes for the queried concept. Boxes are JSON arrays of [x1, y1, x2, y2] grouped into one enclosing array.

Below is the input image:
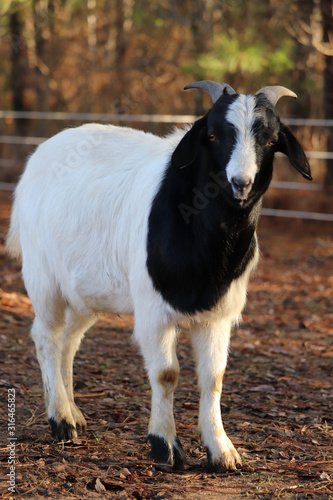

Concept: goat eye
[[266, 137, 278, 147], [208, 134, 216, 142]]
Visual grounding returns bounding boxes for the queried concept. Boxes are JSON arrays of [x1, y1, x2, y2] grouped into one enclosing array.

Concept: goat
[[7, 81, 311, 471]]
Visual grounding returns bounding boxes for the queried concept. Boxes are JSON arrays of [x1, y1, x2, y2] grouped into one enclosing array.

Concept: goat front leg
[[190, 320, 241, 471], [133, 315, 185, 470]]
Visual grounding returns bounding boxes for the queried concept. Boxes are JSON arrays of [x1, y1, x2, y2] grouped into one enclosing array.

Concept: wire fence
[[0, 111, 332, 222]]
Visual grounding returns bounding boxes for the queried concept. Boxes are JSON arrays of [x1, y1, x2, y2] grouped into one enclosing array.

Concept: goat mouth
[[222, 189, 246, 207], [222, 187, 254, 209], [234, 198, 248, 208], [233, 192, 249, 202]]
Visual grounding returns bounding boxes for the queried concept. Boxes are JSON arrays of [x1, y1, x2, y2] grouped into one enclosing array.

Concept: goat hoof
[[148, 434, 186, 471], [148, 434, 172, 469], [70, 403, 87, 430], [206, 446, 242, 472], [173, 435, 186, 470], [49, 417, 77, 442]]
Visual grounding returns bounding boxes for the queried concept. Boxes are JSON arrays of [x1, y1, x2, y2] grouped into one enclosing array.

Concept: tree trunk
[[33, 0, 48, 112], [321, 0, 333, 186], [114, 0, 133, 109], [9, 10, 28, 135], [87, 0, 97, 59], [189, 0, 214, 115]]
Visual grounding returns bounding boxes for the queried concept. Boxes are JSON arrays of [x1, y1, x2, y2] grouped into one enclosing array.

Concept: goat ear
[[277, 124, 312, 180], [171, 116, 207, 171]]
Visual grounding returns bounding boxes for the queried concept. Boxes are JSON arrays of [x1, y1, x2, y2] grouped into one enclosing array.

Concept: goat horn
[[184, 80, 236, 103], [256, 86, 297, 106]]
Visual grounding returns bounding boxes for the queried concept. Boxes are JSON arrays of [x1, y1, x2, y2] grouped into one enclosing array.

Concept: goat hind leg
[[61, 309, 97, 431], [31, 310, 77, 442]]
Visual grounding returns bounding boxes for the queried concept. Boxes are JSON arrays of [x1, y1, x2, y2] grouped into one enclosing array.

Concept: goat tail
[[6, 197, 22, 261]]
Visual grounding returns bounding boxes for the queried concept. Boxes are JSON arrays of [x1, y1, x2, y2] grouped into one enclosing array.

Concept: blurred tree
[[185, 1, 296, 93], [0, 0, 330, 134], [115, 0, 133, 66], [115, 0, 133, 101], [87, 0, 97, 58], [47, 0, 56, 32], [33, 0, 49, 111], [1, 0, 333, 190], [0, 0, 318, 117], [9, 8, 25, 112], [189, 0, 214, 115], [9, 4, 28, 135], [291, 0, 333, 185], [321, 0, 333, 186]]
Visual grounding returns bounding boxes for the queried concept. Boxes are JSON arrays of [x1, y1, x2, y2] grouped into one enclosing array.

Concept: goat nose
[[231, 177, 253, 200], [231, 176, 252, 191]]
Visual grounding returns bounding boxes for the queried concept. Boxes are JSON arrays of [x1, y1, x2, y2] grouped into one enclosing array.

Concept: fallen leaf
[[95, 478, 106, 493]]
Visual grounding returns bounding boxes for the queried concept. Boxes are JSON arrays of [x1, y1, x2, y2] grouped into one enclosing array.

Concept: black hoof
[[148, 433, 186, 470], [49, 417, 76, 442], [173, 435, 186, 470]]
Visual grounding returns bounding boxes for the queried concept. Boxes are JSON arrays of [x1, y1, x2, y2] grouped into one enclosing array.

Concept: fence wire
[[0, 112, 332, 222]]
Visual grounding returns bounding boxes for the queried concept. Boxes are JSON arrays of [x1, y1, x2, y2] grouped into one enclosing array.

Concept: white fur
[[7, 121, 259, 470], [226, 95, 258, 189]]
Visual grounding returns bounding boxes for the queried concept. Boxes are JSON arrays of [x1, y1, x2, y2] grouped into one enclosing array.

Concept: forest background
[[0, 0, 333, 190]]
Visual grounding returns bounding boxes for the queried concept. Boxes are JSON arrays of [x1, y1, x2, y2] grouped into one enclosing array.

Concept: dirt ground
[[0, 189, 332, 499]]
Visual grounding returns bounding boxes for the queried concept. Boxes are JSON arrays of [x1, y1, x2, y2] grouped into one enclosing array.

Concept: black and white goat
[[7, 81, 311, 471]]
